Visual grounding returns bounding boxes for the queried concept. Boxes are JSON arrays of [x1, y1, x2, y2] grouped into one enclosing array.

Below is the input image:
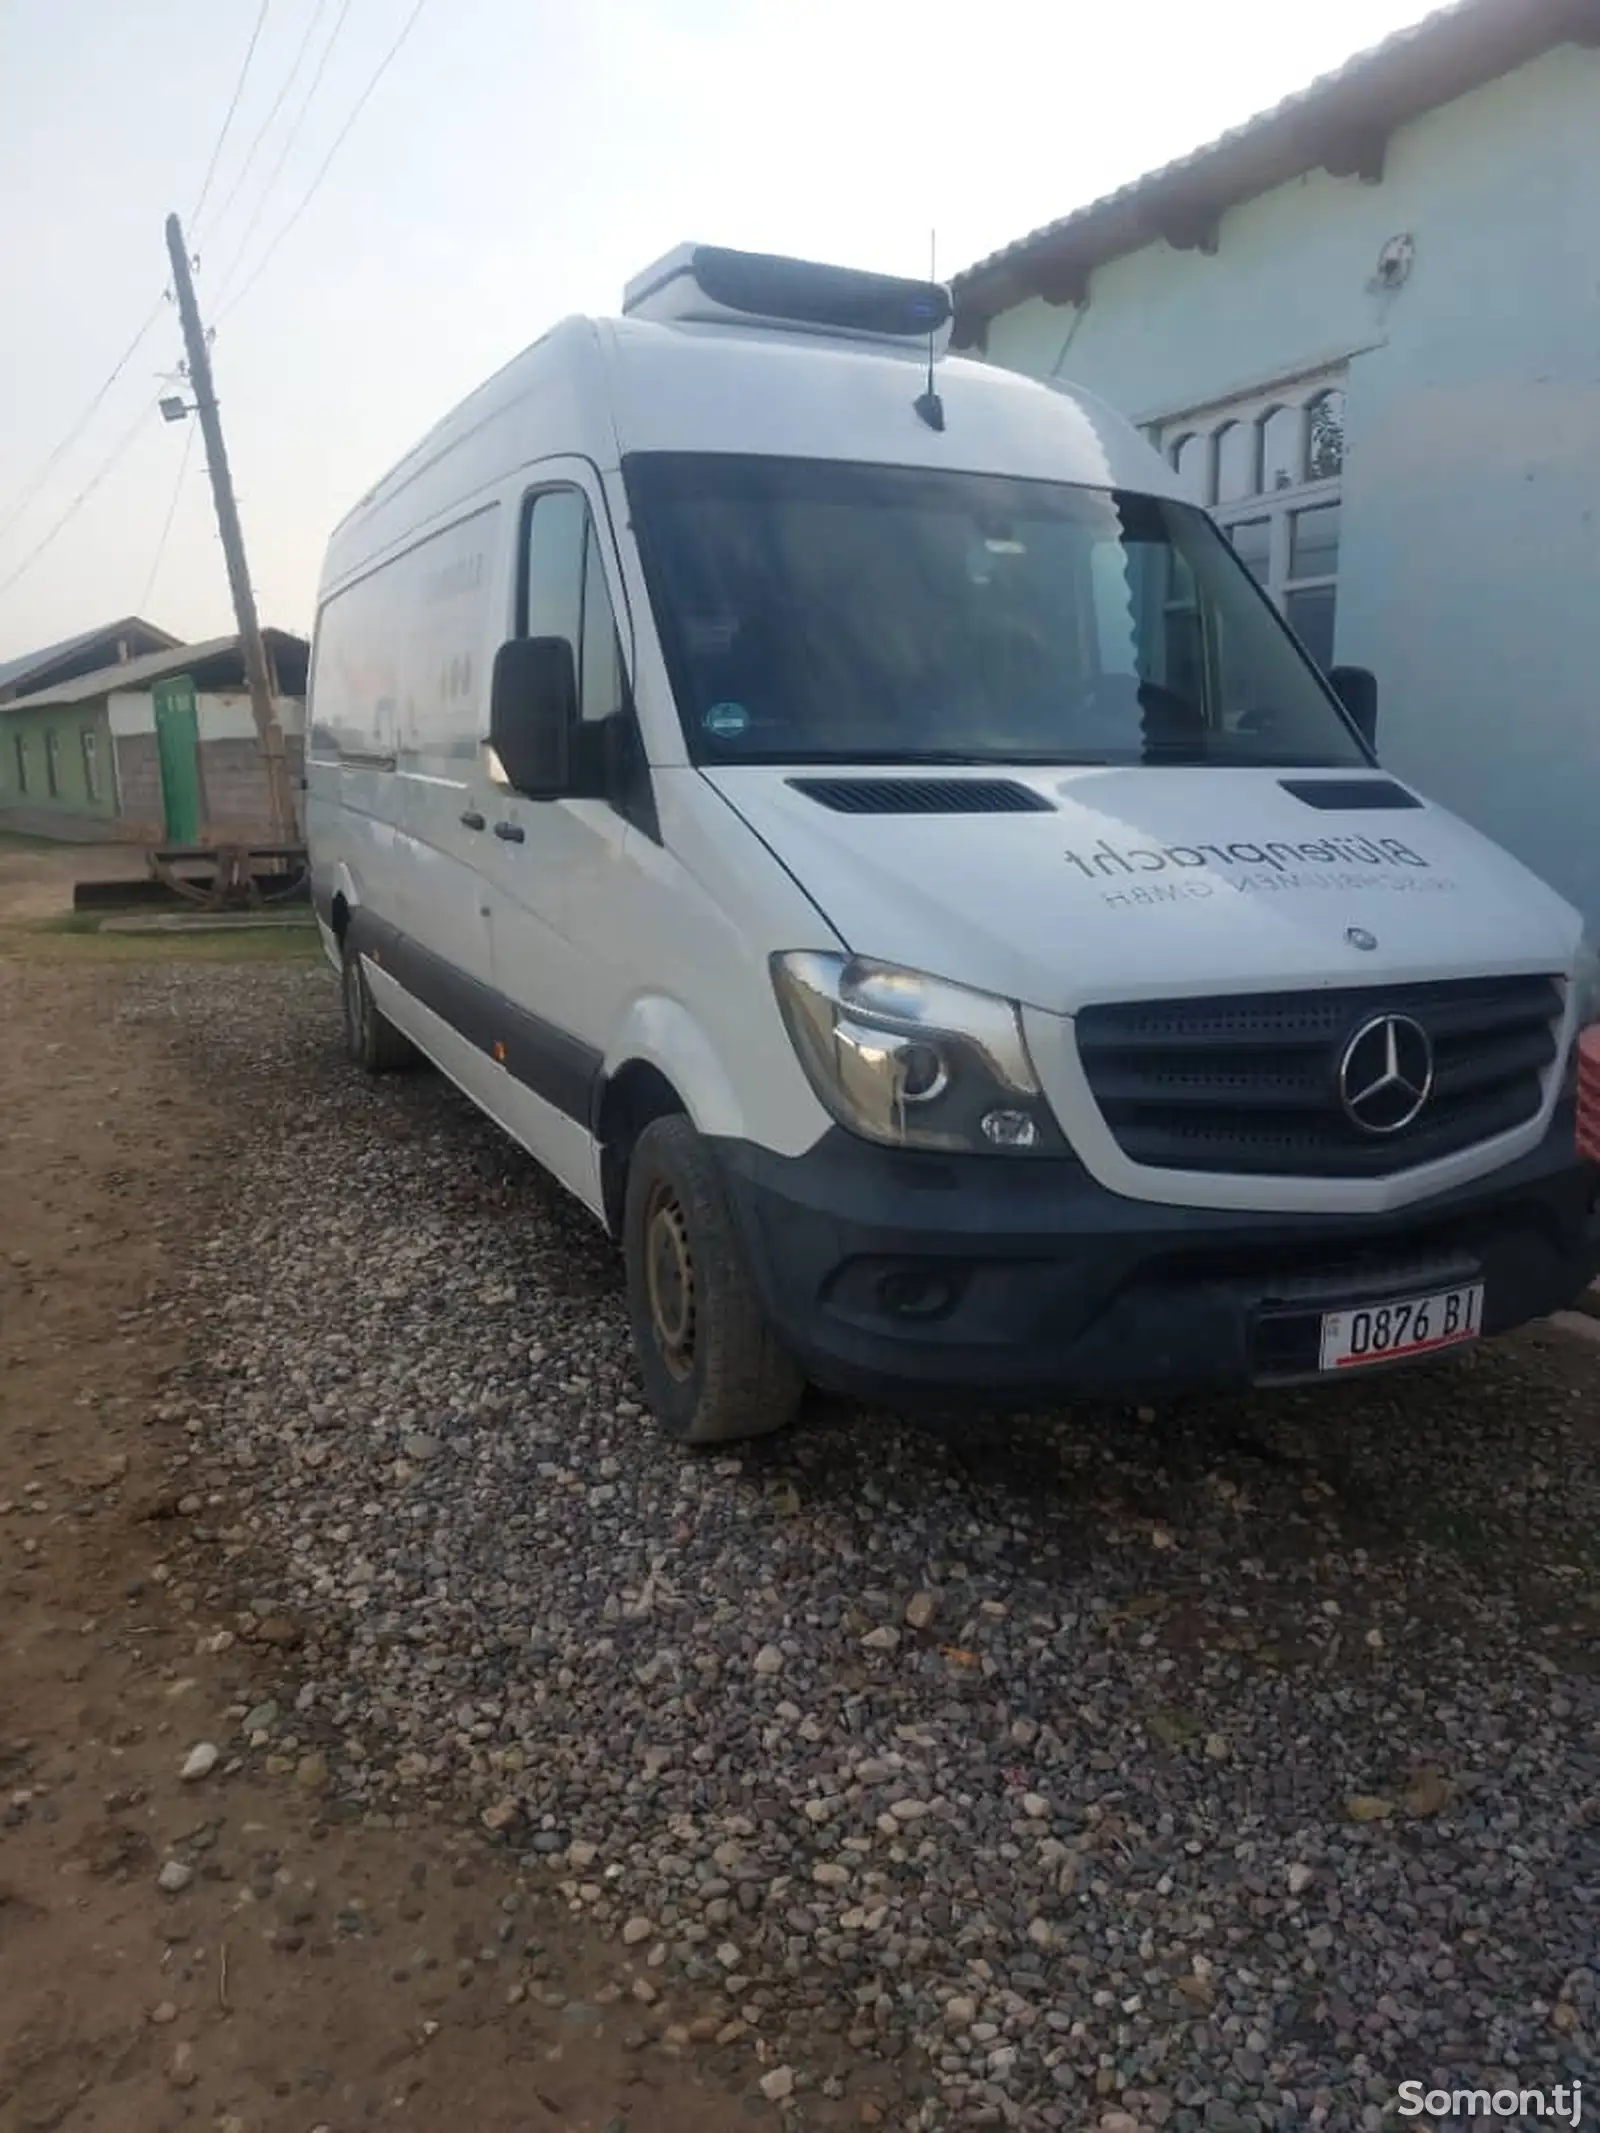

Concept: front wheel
[[622, 1115, 804, 1444]]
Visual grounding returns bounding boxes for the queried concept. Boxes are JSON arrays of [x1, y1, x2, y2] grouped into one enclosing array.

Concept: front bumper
[[712, 1107, 1600, 1409]]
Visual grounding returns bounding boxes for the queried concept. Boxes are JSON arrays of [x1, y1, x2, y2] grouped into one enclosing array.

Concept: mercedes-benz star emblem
[[1338, 1013, 1434, 1135], [1346, 926, 1378, 952]]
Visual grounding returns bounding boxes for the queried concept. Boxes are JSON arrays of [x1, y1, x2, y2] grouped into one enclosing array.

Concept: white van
[[306, 243, 1600, 1443]]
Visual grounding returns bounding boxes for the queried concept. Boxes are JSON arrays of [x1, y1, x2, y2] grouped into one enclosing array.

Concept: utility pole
[[163, 211, 294, 843]]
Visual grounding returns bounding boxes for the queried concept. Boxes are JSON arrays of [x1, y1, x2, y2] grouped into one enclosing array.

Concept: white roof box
[[622, 243, 952, 351]]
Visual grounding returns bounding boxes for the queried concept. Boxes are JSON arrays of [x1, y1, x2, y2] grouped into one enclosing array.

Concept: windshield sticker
[[1063, 835, 1459, 910], [703, 700, 750, 740]]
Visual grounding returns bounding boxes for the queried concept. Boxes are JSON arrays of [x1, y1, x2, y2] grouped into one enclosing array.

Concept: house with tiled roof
[[0, 617, 179, 705], [954, 0, 1600, 920], [0, 624, 307, 840]]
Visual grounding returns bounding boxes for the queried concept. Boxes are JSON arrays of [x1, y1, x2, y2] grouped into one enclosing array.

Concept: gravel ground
[[141, 961, 1597, 2130]]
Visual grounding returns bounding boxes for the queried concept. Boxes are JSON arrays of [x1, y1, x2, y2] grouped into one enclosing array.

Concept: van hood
[[704, 765, 1581, 1011]]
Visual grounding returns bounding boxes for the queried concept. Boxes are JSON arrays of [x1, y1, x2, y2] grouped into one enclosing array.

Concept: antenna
[[914, 226, 945, 433]]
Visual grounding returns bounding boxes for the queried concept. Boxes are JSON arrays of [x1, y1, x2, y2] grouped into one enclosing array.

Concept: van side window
[[518, 487, 656, 836], [522, 490, 587, 648], [520, 490, 626, 723]]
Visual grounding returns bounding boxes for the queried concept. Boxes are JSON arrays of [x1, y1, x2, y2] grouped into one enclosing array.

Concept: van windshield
[[623, 453, 1367, 769]]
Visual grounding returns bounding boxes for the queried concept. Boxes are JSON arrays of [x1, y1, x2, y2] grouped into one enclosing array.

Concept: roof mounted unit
[[622, 243, 952, 351]]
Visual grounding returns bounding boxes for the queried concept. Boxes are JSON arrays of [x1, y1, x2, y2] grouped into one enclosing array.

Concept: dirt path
[[0, 948, 853, 2133], [0, 835, 137, 924], [8, 849, 1594, 2132]]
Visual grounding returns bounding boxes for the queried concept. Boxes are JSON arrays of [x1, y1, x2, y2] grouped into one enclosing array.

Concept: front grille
[[1076, 976, 1562, 1178]]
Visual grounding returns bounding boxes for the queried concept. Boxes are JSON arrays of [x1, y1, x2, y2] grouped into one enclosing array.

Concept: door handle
[[460, 809, 485, 831], [493, 820, 525, 843]]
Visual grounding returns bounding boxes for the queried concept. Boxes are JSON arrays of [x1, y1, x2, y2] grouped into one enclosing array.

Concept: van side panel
[[363, 959, 603, 1218], [307, 503, 502, 986], [594, 770, 845, 1159], [309, 504, 499, 767], [307, 468, 611, 1214]]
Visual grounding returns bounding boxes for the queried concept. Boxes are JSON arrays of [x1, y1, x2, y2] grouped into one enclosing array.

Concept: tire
[[622, 1114, 804, 1444], [340, 932, 414, 1074]]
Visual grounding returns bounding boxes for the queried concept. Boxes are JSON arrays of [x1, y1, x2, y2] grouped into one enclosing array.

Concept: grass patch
[[0, 914, 324, 964], [34, 910, 123, 934]]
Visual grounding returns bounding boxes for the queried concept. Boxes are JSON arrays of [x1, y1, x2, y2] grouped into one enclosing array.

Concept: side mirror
[[489, 637, 577, 798], [1329, 664, 1378, 749]]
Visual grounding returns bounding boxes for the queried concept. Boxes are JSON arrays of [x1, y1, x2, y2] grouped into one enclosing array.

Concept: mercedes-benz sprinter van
[[307, 243, 1600, 1442]]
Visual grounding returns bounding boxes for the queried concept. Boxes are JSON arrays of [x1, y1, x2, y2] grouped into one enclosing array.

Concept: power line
[[141, 422, 198, 612], [190, 0, 275, 229], [217, 0, 430, 323], [196, 0, 336, 250], [0, 399, 156, 606], [0, 297, 165, 552], [210, 0, 356, 306]]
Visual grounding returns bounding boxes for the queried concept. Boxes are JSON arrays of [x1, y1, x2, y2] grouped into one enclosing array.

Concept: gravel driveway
[[151, 961, 1597, 2131]]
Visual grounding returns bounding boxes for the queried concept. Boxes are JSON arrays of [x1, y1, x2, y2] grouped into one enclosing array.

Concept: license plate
[[1318, 1283, 1484, 1372]]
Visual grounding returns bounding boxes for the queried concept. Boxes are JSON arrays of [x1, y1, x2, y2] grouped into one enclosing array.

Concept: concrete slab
[[97, 911, 314, 935]]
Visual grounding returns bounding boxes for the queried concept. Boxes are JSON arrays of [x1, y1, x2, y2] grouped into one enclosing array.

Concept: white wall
[[106, 687, 306, 740], [983, 43, 1600, 922]]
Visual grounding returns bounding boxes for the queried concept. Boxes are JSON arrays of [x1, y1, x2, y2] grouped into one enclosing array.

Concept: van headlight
[[770, 952, 1065, 1155]]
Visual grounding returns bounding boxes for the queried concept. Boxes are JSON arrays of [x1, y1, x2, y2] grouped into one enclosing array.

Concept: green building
[[0, 618, 177, 828], [0, 618, 307, 841]]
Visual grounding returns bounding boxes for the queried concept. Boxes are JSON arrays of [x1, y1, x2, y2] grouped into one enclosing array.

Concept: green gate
[[152, 674, 203, 843]]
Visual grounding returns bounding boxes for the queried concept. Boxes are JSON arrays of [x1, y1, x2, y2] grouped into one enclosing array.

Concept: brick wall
[[113, 732, 162, 838], [113, 731, 306, 842], [198, 736, 306, 837]]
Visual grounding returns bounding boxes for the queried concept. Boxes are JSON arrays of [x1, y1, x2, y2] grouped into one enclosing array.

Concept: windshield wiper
[[994, 751, 1115, 767], [1138, 748, 1366, 770]]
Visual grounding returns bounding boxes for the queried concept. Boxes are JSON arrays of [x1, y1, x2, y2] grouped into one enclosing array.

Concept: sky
[[0, 0, 1441, 663]]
